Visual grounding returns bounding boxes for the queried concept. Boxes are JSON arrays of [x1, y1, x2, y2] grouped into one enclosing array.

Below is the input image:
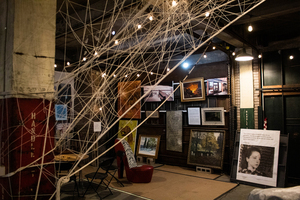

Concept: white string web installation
[[0, 0, 265, 199]]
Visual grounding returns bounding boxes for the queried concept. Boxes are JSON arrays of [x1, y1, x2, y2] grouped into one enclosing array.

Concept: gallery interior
[[1, 0, 300, 199]]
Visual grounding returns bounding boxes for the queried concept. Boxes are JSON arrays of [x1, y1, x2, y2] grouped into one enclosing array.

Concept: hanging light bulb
[[83, 57, 86, 61], [137, 74, 140, 77], [204, 54, 207, 58], [112, 30, 115, 35], [248, 25, 253, 32], [94, 51, 98, 56], [212, 46, 216, 50], [113, 74, 116, 77], [232, 52, 236, 56], [115, 40, 119, 45], [167, 68, 170, 72], [150, 72, 153, 75], [102, 73, 106, 77], [67, 62, 70, 66], [137, 24, 141, 29], [258, 54, 262, 58], [149, 16, 153, 21], [125, 74, 128, 78], [289, 55, 294, 60], [99, 107, 102, 111], [205, 12, 210, 17], [172, 1, 177, 7], [183, 62, 189, 69]]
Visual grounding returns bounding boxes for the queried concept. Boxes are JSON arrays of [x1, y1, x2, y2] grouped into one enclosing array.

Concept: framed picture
[[145, 111, 159, 118], [143, 85, 174, 102], [118, 81, 141, 119], [180, 77, 205, 102], [136, 135, 161, 159], [206, 77, 228, 96], [236, 129, 280, 187], [187, 130, 225, 169], [187, 107, 201, 125], [201, 107, 225, 126], [118, 120, 138, 153]]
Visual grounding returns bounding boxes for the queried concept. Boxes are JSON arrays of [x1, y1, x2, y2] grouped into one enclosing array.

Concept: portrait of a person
[[238, 146, 265, 176]]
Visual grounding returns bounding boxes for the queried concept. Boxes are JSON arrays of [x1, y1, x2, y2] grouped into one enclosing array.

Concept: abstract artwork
[[166, 111, 182, 152]]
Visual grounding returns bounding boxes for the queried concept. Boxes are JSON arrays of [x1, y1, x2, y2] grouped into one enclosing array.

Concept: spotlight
[[183, 62, 189, 69]]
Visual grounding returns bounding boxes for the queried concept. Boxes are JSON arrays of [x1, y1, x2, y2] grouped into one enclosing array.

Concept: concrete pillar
[[0, 0, 56, 199], [239, 48, 254, 129]]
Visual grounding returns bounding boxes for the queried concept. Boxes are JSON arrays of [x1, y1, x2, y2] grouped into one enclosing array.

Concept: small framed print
[[187, 107, 201, 125], [145, 111, 159, 118], [201, 107, 225, 126], [136, 135, 161, 159]]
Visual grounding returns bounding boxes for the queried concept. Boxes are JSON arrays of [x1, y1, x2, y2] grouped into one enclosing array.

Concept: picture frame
[[136, 135, 161, 159], [180, 77, 205, 102], [201, 107, 225, 126], [145, 111, 159, 118], [187, 129, 225, 169], [187, 107, 201, 125]]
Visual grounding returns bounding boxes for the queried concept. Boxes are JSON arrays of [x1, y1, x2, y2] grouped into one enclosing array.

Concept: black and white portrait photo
[[236, 129, 280, 187]]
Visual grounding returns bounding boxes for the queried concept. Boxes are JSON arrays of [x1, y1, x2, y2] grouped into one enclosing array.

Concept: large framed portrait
[[236, 129, 280, 187], [201, 107, 225, 126], [187, 130, 225, 169], [136, 135, 161, 159], [180, 77, 205, 102]]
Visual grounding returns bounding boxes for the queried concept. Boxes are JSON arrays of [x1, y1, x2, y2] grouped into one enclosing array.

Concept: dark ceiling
[[55, 0, 300, 63]]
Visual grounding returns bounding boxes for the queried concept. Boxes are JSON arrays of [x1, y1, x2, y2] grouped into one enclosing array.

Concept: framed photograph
[[187, 130, 225, 169], [136, 135, 161, 159], [180, 77, 205, 102], [206, 77, 228, 96], [236, 129, 280, 187], [145, 111, 159, 118], [201, 107, 225, 126], [143, 85, 174, 102], [187, 107, 201, 125]]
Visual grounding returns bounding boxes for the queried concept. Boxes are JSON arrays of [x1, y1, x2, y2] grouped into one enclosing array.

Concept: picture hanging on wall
[[187, 129, 225, 169], [187, 107, 201, 125], [206, 77, 228, 96], [166, 111, 182, 152], [118, 120, 138, 154], [136, 135, 161, 159], [145, 111, 159, 118], [143, 85, 174, 102], [180, 77, 205, 102], [201, 107, 225, 126], [118, 81, 141, 119], [236, 129, 280, 187]]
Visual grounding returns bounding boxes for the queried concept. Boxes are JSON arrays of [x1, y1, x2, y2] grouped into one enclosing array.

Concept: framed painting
[[201, 107, 225, 126], [118, 81, 141, 119], [136, 135, 161, 159], [206, 77, 228, 96], [187, 130, 225, 169], [236, 129, 280, 187], [180, 77, 205, 102]]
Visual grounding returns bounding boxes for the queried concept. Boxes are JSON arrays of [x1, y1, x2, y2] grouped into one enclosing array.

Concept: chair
[[82, 157, 115, 199], [100, 161, 124, 187], [114, 138, 154, 183]]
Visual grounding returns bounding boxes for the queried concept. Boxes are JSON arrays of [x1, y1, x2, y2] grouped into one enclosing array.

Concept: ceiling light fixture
[[204, 54, 207, 58], [54, 64, 57, 68], [232, 52, 236, 56], [235, 48, 254, 61], [212, 46, 216, 50], [258, 54, 262, 58]]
